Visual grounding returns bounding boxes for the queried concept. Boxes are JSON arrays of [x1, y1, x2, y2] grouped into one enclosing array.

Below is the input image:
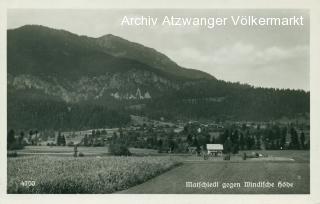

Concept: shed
[[206, 144, 223, 155]]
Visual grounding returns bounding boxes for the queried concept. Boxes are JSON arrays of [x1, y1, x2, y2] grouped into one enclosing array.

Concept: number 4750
[[20, 181, 35, 187]]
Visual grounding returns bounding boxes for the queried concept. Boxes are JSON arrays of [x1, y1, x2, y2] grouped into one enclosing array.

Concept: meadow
[[14, 146, 158, 156], [7, 156, 181, 193], [119, 150, 310, 194], [120, 160, 310, 194]]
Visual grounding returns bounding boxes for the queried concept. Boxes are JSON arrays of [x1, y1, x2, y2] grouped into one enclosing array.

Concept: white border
[[0, 0, 319, 204]]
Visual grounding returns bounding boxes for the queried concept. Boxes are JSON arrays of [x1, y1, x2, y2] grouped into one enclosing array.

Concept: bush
[[7, 151, 18, 157], [78, 152, 84, 157], [223, 154, 231, 160], [67, 141, 74, 147], [8, 141, 24, 150], [242, 152, 247, 160], [109, 143, 131, 156]]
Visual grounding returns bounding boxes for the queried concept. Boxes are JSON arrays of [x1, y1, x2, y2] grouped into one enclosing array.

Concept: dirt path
[[118, 161, 309, 194]]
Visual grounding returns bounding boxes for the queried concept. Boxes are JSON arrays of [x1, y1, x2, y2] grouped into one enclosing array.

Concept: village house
[[206, 144, 223, 156]]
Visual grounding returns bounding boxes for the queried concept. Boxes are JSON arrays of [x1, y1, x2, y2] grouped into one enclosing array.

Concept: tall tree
[[7, 129, 15, 149], [231, 130, 239, 154], [29, 130, 33, 143], [256, 135, 261, 150], [83, 134, 89, 146], [157, 139, 163, 152], [186, 134, 193, 145], [61, 134, 66, 146], [223, 137, 232, 154], [300, 131, 305, 150], [19, 131, 25, 145], [290, 127, 300, 149], [239, 132, 245, 150], [57, 131, 64, 146], [280, 127, 287, 149]]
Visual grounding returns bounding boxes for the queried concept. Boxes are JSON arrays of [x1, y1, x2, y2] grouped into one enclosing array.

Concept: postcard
[[1, 0, 319, 204]]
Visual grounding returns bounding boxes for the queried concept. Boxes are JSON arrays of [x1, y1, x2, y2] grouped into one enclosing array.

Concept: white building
[[144, 91, 152, 99], [206, 144, 223, 156]]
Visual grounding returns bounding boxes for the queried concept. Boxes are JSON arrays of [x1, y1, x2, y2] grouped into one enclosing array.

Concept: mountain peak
[[9, 24, 215, 80], [10, 24, 79, 37], [99, 33, 122, 39]]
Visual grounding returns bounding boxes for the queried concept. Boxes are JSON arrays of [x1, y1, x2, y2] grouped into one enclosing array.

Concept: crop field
[[7, 156, 181, 193]]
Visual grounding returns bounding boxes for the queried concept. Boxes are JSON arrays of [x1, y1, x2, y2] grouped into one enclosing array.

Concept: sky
[[7, 9, 309, 91]]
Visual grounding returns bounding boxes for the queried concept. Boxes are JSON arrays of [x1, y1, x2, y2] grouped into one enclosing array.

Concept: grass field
[[119, 160, 309, 194], [241, 150, 309, 162], [119, 150, 309, 194], [7, 156, 181, 193], [14, 146, 158, 156]]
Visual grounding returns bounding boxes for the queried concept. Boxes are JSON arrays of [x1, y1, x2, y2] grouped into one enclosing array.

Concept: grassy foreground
[[120, 161, 310, 194], [7, 156, 181, 193]]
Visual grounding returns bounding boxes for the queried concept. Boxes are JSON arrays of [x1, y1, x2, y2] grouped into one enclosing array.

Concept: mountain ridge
[[96, 33, 215, 80], [7, 25, 310, 130], [8, 25, 214, 80]]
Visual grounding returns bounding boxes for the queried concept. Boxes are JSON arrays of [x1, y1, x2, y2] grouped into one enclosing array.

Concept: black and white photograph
[[1, 1, 320, 203], [5, 8, 311, 194]]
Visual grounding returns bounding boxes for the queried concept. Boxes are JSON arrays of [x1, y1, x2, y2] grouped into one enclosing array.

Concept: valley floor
[[8, 147, 309, 194]]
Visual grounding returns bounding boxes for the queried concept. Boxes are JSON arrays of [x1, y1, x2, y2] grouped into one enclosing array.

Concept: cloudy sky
[[8, 9, 309, 91]]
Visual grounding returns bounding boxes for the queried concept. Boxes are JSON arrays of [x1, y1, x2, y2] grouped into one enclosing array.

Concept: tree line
[[8, 94, 131, 131]]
